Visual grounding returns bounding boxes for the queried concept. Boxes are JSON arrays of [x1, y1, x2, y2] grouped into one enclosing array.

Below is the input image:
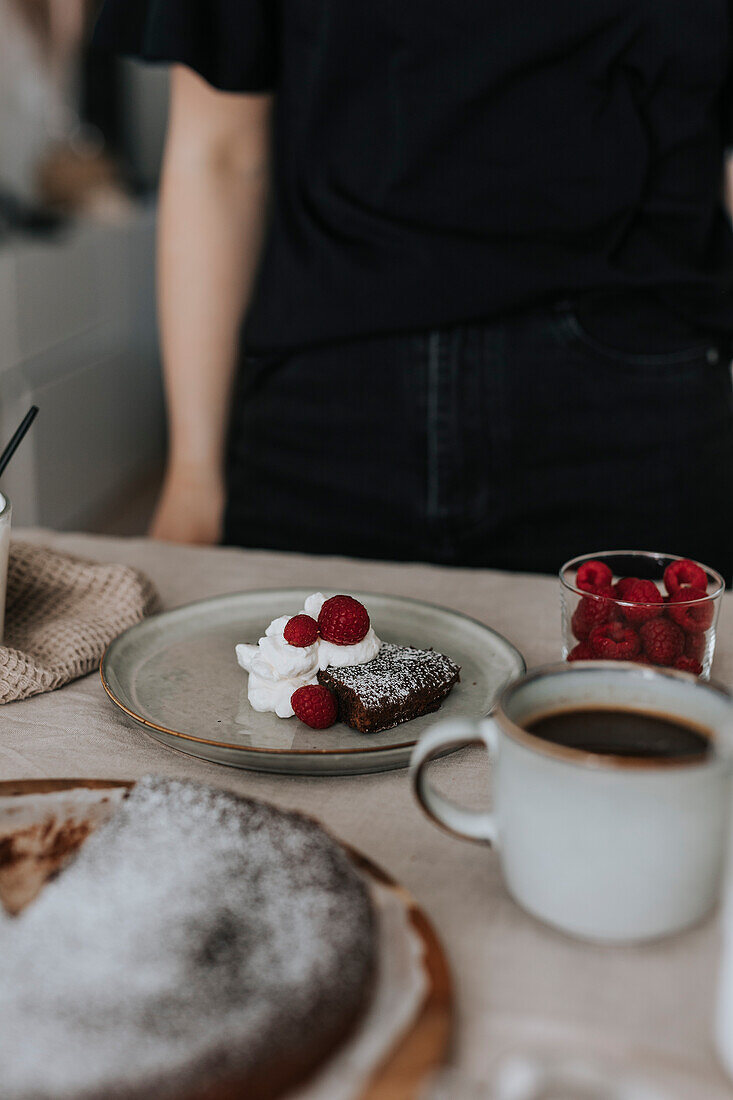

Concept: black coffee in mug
[[525, 707, 711, 761]]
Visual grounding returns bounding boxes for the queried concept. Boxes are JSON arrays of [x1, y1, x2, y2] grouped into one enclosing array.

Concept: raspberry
[[570, 591, 614, 640], [588, 623, 641, 661], [317, 595, 370, 645], [576, 560, 613, 592], [283, 614, 319, 647], [663, 559, 708, 596], [639, 618, 684, 667], [673, 656, 703, 676], [614, 577, 639, 600], [567, 642, 593, 661], [585, 583, 617, 599], [291, 685, 338, 729], [618, 579, 664, 624], [570, 608, 590, 641], [666, 587, 714, 633], [684, 632, 706, 663]]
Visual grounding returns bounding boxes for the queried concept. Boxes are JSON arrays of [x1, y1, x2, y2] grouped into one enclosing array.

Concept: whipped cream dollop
[[236, 593, 381, 718]]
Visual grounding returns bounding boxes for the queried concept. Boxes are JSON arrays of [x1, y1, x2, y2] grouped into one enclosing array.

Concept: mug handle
[[410, 717, 500, 846]]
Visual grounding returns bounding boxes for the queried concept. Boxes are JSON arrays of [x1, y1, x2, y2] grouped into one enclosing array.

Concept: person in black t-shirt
[[95, 2, 733, 580]]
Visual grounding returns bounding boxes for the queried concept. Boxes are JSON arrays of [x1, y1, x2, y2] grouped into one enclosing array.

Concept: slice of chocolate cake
[[318, 642, 460, 734]]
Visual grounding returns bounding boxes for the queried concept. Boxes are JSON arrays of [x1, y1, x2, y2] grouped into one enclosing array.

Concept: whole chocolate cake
[[0, 777, 376, 1100]]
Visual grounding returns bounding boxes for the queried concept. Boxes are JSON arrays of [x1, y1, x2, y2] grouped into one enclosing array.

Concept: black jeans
[[224, 306, 733, 583]]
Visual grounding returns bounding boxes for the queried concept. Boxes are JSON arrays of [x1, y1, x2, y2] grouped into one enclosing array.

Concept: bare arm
[[151, 65, 271, 544]]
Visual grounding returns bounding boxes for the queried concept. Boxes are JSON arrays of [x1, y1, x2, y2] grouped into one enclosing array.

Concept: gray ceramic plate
[[101, 589, 525, 776]]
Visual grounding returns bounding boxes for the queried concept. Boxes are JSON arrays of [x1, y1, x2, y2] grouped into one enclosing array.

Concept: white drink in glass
[[0, 493, 11, 643]]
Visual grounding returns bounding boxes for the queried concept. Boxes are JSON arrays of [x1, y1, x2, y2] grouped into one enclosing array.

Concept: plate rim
[[0, 777, 453, 1098], [100, 587, 526, 758]]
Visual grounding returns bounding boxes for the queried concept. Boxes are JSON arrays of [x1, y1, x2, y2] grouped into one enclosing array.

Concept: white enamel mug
[[411, 662, 733, 943]]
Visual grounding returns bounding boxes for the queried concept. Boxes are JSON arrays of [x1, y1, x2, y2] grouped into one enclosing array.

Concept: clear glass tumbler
[[559, 550, 724, 680]]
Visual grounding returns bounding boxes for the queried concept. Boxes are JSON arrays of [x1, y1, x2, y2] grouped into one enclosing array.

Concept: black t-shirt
[[95, 1, 733, 353]]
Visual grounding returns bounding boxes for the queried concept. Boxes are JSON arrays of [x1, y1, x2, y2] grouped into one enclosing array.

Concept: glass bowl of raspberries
[[560, 551, 724, 679]]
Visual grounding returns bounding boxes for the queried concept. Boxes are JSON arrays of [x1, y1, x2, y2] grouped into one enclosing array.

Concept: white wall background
[[0, 33, 170, 531], [0, 206, 164, 529]]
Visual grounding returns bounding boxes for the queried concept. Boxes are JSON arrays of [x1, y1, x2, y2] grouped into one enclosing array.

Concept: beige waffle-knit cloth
[[0, 542, 159, 704]]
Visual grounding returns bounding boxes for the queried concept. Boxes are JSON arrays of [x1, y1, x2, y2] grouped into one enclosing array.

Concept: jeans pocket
[[553, 306, 723, 374]]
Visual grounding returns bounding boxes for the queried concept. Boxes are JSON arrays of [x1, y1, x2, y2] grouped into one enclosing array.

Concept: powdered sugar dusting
[[0, 777, 375, 1099], [322, 643, 460, 709]]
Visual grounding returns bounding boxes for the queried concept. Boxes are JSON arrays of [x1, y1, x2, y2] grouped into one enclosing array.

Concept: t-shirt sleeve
[[92, 0, 277, 93]]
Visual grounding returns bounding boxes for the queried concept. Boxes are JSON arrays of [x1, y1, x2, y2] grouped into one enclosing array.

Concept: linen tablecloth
[[2, 530, 732, 1098]]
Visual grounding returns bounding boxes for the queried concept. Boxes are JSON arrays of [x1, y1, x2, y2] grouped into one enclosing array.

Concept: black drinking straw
[[0, 406, 38, 479]]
